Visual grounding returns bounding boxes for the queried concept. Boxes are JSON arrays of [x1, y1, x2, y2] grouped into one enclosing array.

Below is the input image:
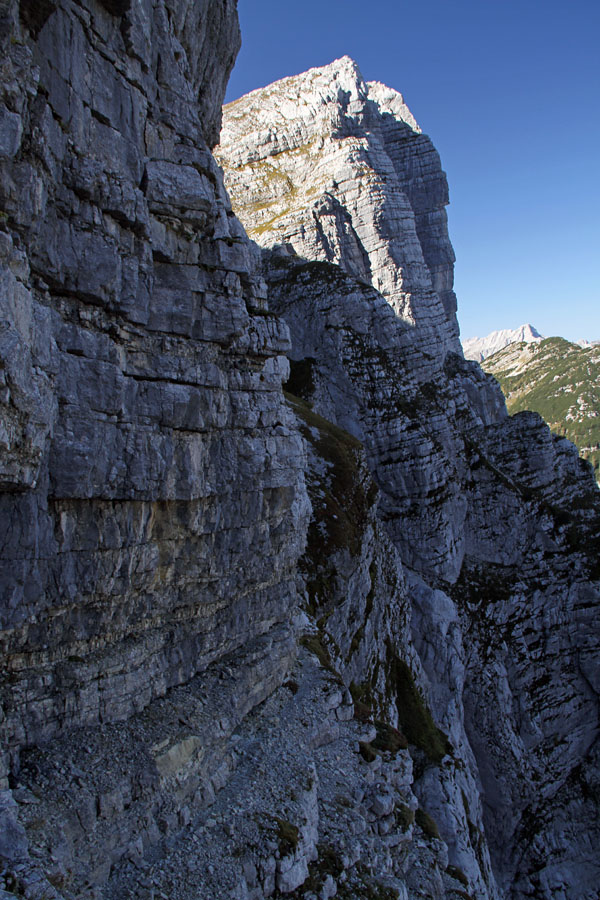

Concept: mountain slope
[[483, 337, 600, 480], [218, 59, 600, 900], [216, 56, 461, 366], [1, 17, 599, 900], [462, 324, 542, 361]]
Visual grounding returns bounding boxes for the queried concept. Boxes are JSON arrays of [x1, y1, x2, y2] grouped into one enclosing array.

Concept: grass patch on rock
[[350, 680, 374, 722], [358, 741, 378, 763], [337, 864, 400, 900], [371, 720, 408, 753], [447, 865, 469, 888], [394, 802, 415, 832], [300, 633, 335, 672], [387, 647, 451, 764], [299, 843, 344, 895], [285, 392, 377, 615], [275, 817, 300, 856], [415, 807, 440, 840]]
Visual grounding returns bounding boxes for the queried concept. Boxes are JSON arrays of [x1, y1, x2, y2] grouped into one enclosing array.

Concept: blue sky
[[225, 0, 600, 342]]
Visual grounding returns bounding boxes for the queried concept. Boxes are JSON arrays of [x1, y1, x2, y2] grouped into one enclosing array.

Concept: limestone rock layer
[[216, 57, 460, 368], [0, 0, 309, 781]]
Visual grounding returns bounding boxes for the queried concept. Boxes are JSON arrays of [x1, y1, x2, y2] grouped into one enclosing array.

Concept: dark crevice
[[19, 0, 56, 38], [98, 0, 131, 16]]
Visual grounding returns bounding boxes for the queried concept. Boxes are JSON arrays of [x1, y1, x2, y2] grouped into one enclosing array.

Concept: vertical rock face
[[1, 13, 599, 900], [261, 253, 506, 582], [216, 58, 512, 584], [0, 0, 309, 784], [259, 253, 600, 900]]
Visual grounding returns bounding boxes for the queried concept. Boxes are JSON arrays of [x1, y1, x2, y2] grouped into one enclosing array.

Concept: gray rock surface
[[1, 10, 599, 900], [0, 0, 309, 787], [219, 60, 600, 900], [261, 252, 506, 582], [216, 57, 460, 368]]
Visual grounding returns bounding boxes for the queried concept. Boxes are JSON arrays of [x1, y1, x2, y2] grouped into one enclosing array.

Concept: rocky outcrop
[[260, 252, 506, 583], [462, 325, 543, 362], [216, 57, 460, 370]]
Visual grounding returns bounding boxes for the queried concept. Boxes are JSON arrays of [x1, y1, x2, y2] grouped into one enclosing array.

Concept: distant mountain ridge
[[462, 324, 542, 361], [482, 337, 600, 482]]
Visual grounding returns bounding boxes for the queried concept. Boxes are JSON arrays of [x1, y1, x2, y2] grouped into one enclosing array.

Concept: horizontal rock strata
[[216, 56, 460, 370], [1, 12, 599, 900], [0, 0, 309, 786]]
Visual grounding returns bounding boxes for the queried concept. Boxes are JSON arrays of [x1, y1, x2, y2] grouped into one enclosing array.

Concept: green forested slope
[[482, 337, 600, 481]]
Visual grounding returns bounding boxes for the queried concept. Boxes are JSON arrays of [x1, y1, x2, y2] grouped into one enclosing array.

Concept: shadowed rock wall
[[0, 0, 309, 784], [1, 12, 599, 900]]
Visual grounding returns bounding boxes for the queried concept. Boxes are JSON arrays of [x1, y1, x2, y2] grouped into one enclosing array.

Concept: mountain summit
[[462, 324, 543, 361], [217, 56, 461, 364]]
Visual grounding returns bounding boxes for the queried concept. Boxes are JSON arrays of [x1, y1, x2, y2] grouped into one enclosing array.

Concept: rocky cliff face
[[0, 0, 309, 793], [218, 60, 600, 900], [216, 57, 460, 370], [1, 9, 599, 900]]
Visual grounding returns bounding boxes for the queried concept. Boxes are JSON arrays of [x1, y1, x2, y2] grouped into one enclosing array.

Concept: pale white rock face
[[462, 324, 543, 361], [217, 56, 461, 368]]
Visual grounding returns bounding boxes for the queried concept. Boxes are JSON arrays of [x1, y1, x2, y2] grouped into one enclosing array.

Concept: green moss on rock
[[415, 807, 440, 840], [387, 646, 451, 764], [395, 802, 415, 831], [359, 741, 378, 763], [371, 720, 408, 754], [275, 817, 300, 856], [285, 393, 377, 600], [300, 633, 338, 675], [447, 864, 470, 888]]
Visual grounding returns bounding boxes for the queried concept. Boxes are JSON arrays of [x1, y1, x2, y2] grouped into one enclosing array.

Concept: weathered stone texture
[[259, 249, 600, 899], [263, 253, 506, 582], [1, 14, 599, 900], [0, 0, 309, 788], [216, 57, 461, 367]]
